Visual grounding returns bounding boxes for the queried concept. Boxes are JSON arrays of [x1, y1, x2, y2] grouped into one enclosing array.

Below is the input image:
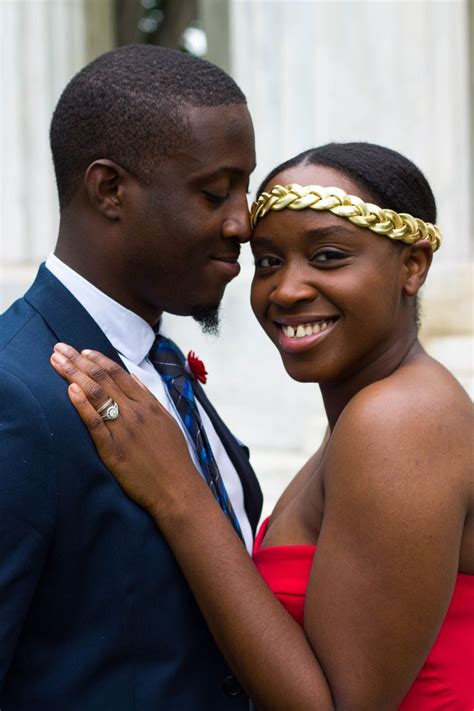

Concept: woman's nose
[[269, 268, 319, 308]]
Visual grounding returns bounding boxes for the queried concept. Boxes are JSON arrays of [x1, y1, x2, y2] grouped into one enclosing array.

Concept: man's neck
[[53, 244, 162, 327]]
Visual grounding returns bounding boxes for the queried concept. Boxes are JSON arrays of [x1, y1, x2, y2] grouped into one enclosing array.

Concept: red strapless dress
[[253, 518, 474, 710]]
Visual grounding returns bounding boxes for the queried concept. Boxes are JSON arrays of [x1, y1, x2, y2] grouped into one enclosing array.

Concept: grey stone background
[[2, 0, 472, 517]]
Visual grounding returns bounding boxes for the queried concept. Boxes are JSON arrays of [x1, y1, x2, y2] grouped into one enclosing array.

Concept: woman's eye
[[254, 255, 280, 269], [203, 190, 229, 205], [314, 250, 347, 263]]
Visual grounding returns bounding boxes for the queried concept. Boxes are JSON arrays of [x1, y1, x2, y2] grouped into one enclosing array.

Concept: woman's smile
[[274, 317, 339, 353]]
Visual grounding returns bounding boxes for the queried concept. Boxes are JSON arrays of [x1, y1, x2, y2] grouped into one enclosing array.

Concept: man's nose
[[221, 197, 252, 243]]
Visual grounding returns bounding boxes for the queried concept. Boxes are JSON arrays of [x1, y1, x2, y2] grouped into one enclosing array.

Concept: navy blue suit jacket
[[0, 265, 262, 710]]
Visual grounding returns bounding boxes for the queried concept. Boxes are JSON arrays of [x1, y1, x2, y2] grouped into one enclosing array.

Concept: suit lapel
[[24, 264, 124, 368]]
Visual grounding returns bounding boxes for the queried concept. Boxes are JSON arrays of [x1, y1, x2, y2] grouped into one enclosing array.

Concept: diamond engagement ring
[[97, 397, 120, 421]]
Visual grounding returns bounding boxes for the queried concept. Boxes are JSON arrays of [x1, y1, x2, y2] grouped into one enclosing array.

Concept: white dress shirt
[[46, 253, 253, 552]]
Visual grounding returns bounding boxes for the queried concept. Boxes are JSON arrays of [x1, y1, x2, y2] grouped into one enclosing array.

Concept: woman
[[51, 142, 473, 710]]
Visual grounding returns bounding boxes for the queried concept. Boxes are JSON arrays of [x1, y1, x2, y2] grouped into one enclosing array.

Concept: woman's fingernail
[[54, 343, 69, 354], [82, 349, 92, 356], [69, 383, 81, 394], [51, 352, 67, 365]]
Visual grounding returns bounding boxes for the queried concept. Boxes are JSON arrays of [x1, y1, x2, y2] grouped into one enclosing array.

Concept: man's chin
[[191, 304, 221, 336]]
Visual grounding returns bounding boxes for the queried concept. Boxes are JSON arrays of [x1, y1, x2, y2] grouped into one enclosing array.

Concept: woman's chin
[[281, 359, 324, 384]]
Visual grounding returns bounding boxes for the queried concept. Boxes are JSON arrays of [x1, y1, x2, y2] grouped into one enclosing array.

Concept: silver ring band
[[97, 397, 113, 415], [97, 398, 120, 421]]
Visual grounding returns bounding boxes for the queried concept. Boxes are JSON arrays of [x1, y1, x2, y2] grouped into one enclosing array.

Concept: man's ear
[[84, 160, 128, 219], [402, 241, 433, 297]]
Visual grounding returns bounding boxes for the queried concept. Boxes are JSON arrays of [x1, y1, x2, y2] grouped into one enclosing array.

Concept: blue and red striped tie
[[149, 334, 244, 542]]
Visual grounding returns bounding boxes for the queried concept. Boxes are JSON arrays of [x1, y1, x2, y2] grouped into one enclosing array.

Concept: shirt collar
[[45, 253, 157, 365]]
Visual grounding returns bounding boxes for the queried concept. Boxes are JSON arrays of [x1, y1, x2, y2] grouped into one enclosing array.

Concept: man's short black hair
[[257, 142, 437, 223], [50, 44, 247, 208]]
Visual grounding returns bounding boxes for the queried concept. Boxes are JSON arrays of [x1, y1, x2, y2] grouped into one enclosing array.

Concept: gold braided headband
[[250, 184, 442, 251]]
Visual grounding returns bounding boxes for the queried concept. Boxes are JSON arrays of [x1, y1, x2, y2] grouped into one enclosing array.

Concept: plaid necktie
[[149, 334, 244, 542]]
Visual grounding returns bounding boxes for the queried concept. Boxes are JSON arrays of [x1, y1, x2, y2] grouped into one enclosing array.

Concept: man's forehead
[[186, 103, 253, 140], [168, 104, 255, 176], [171, 153, 255, 182]]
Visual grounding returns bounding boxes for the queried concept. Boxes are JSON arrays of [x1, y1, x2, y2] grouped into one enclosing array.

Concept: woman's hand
[[50, 343, 334, 709], [50, 342, 197, 516]]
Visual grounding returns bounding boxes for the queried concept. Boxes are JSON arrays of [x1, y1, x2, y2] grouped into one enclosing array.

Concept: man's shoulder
[[1, 295, 38, 351], [0, 284, 72, 422], [0, 294, 55, 379]]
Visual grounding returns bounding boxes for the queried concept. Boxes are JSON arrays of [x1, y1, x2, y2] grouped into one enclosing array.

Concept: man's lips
[[210, 255, 241, 279], [212, 252, 240, 263]]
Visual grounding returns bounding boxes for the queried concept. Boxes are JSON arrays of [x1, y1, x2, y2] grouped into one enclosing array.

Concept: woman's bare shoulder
[[328, 353, 472, 493], [344, 353, 471, 434]]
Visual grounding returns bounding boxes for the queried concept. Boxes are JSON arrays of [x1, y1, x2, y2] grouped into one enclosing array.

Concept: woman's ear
[[402, 241, 433, 297], [84, 160, 127, 219]]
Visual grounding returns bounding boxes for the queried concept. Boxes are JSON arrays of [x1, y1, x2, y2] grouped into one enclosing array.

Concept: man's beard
[[192, 304, 221, 336]]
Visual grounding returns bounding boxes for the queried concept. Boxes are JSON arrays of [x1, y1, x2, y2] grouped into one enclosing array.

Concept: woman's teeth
[[281, 320, 333, 338]]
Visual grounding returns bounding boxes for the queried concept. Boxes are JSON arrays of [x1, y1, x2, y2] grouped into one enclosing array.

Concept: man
[[0, 44, 262, 709]]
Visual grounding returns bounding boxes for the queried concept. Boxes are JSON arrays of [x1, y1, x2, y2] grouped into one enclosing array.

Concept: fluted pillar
[[1, 0, 113, 310]]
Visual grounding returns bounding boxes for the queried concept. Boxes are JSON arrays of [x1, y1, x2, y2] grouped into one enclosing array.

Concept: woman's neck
[[321, 334, 424, 430]]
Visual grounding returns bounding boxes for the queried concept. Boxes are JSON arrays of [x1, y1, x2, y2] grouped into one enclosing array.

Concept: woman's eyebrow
[[302, 225, 357, 239], [250, 236, 277, 249]]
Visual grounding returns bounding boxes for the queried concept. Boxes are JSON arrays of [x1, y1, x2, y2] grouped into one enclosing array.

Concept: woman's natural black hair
[[257, 142, 437, 223]]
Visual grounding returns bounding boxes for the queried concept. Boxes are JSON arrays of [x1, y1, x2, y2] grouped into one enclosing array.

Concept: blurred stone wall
[[1, 0, 472, 517], [1, 0, 114, 310]]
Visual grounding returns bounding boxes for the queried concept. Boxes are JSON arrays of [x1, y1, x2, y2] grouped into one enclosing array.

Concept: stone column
[[199, 0, 231, 72], [1, 0, 113, 311]]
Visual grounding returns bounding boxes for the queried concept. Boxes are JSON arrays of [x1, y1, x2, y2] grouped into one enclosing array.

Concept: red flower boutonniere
[[187, 351, 208, 384]]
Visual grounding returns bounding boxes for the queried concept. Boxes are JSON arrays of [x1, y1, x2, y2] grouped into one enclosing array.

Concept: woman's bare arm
[[304, 377, 469, 708]]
